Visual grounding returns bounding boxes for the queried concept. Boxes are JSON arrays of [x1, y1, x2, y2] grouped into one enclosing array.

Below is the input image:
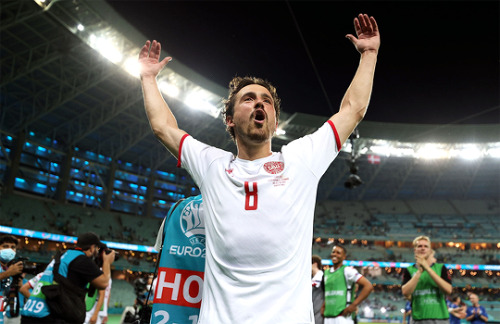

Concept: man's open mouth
[[254, 109, 266, 122]]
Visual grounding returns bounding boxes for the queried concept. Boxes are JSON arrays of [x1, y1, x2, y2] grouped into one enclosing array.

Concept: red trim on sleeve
[[177, 134, 190, 168], [327, 120, 342, 152], [355, 275, 364, 283]]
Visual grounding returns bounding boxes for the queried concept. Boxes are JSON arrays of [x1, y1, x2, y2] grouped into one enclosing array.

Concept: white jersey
[[179, 121, 341, 324]]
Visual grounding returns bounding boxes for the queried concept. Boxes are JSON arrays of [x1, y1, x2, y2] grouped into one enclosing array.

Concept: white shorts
[[324, 316, 354, 324]]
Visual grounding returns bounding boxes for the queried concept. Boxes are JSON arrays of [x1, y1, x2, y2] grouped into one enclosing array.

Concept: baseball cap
[[76, 232, 106, 249]]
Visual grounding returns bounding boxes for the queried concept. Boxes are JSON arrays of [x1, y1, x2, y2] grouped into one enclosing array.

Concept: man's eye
[[244, 97, 252, 101]]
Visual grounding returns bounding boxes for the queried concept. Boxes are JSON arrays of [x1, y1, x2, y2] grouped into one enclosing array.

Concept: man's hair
[[222, 76, 281, 140], [451, 295, 461, 302], [312, 255, 322, 269], [0, 235, 19, 246], [332, 244, 347, 255], [413, 235, 431, 247]]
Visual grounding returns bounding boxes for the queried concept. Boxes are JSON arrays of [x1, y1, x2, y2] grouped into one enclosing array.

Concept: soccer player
[[139, 13, 380, 323]]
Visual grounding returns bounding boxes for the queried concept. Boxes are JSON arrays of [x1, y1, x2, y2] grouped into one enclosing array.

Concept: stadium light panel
[[369, 144, 392, 157], [159, 81, 180, 98], [185, 92, 218, 117], [124, 57, 140, 77], [276, 128, 286, 136], [77, 24, 84, 31], [452, 145, 482, 160], [88, 34, 123, 63], [487, 147, 500, 158], [416, 144, 448, 160]]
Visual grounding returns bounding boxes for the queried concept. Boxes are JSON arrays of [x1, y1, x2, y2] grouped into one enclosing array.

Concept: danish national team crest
[[263, 161, 284, 174]]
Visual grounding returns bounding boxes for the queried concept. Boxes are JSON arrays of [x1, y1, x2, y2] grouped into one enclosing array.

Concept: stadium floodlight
[[124, 57, 140, 77], [416, 143, 449, 160], [451, 144, 482, 160], [77, 24, 85, 31], [486, 146, 500, 158], [369, 144, 392, 157], [88, 34, 123, 63], [185, 92, 219, 116], [276, 128, 286, 136], [159, 81, 180, 98]]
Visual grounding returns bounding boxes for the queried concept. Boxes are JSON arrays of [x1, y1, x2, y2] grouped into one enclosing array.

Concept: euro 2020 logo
[[180, 199, 205, 247]]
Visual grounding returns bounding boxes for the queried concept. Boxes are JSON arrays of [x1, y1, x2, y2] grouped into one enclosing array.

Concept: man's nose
[[254, 97, 264, 107]]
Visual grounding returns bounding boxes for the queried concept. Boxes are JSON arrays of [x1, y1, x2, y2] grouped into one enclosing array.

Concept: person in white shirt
[[139, 13, 380, 324], [312, 255, 325, 324]]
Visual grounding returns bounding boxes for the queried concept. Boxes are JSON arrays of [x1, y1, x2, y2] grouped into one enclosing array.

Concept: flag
[[367, 154, 381, 164]]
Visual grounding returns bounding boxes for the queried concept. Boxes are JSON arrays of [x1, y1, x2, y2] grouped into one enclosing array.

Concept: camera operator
[[0, 235, 23, 324], [21, 232, 115, 324]]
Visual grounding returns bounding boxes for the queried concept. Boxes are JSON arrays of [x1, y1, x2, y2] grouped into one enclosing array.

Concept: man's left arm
[[330, 14, 380, 146], [341, 276, 374, 317]]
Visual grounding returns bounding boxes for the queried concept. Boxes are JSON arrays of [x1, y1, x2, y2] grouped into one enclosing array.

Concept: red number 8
[[244, 181, 258, 210]]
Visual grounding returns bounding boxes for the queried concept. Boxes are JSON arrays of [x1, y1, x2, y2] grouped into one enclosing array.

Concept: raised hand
[[346, 14, 381, 54], [138, 40, 172, 79]]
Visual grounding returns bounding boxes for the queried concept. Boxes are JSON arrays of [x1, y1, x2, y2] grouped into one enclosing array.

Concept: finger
[[345, 34, 357, 44], [358, 14, 368, 31], [370, 16, 379, 32], [364, 14, 374, 33], [159, 56, 173, 68], [360, 14, 373, 34], [139, 41, 151, 59], [353, 17, 362, 35], [149, 40, 159, 60]]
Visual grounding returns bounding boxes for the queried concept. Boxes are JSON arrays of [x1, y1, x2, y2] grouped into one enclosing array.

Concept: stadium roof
[[1, 0, 499, 201]]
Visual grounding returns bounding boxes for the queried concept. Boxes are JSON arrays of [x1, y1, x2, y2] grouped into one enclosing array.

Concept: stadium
[[1, 0, 499, 323]]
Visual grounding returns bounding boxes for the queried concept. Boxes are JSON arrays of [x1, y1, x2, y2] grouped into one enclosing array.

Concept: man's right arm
[[0, 261, 23, 280], [401, 268, 422, 299], [91, 251, 115, 289], [139, 40, 187, 159]]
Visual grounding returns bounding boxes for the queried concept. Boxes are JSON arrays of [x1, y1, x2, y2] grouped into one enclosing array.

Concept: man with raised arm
[[139, 13, 380, 324]]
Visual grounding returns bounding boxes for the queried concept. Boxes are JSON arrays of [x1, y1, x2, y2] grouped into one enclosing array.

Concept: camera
[[121, 277, 153, 324], [8, 256, 38, 275], [6, 256, 39, 317], [95, 245, 120, 267]]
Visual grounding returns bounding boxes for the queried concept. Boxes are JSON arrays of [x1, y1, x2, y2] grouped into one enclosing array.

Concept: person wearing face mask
[[21, 232, 115, 324], [0, 235, 23, 324]]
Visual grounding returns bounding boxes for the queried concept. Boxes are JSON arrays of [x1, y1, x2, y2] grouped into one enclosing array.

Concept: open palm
[[346, 14, 381, 54], [138, 40, 172, 78]]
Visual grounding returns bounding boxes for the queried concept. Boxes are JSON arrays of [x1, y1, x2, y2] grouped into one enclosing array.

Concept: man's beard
[[235, 121, 273, 144]]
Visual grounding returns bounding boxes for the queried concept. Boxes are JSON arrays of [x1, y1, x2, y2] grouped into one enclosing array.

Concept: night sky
[[108, 1, 499, 125]]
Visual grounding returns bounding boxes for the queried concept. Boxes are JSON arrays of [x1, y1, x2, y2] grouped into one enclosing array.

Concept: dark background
[[108, 1, 499, 125]]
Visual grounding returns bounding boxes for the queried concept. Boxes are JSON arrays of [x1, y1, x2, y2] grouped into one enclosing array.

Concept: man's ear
[[226, 115, 234, 127]]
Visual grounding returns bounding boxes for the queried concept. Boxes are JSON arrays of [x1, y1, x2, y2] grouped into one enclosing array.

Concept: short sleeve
[[283, 122, 340, 178]]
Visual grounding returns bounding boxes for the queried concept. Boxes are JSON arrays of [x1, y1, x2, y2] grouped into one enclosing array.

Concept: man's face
[[227, 84, 278, 144], [330, 246, 346, 266], [414, 239, 431, 259], [469, 294, 478, 305], [90, 245, 99, 258], [0, 242, 17, 252]]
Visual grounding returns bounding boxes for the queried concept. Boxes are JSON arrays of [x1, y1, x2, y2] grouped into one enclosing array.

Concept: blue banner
[[150, 195, 205, 324]]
